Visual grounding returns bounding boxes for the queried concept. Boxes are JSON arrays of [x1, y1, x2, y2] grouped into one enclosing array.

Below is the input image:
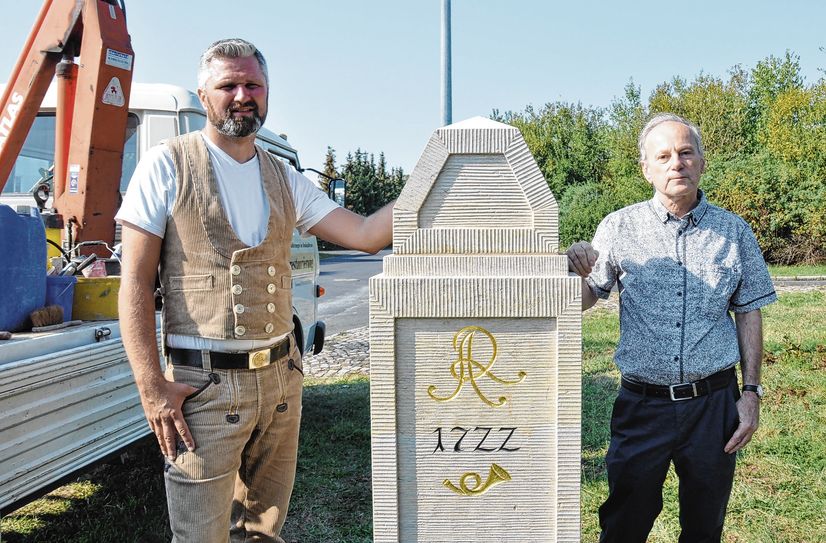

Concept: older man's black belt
[[168, 334, 292, 370], [621, 367, 735, 401]]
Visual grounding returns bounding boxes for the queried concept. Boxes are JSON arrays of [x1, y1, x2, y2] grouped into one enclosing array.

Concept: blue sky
[[3, 1, 824, 173]]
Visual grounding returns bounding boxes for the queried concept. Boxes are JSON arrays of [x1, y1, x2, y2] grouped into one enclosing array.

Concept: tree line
[[493, 51, 825, 264], [317, 51, 823, 264], [317, 146, 406, 217]]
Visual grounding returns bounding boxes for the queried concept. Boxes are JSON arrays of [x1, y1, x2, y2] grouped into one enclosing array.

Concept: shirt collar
[[649, 189, 709, 226]]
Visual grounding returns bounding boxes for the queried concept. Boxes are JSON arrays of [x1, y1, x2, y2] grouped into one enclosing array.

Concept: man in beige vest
[[117, 39, 392, 543]]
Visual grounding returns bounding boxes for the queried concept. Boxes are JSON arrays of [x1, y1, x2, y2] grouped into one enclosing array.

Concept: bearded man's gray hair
[[197, 38, 268, 89], [638, 113, 704, 162]]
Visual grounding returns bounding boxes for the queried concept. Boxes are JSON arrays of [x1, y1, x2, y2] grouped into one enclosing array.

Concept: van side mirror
[[300, 167, 346, 207], [327, 178, 345, 207]]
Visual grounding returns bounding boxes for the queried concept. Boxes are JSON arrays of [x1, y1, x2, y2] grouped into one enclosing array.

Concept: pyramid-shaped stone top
[[438, 116, 511, 130], [393, 117, 559, 254]]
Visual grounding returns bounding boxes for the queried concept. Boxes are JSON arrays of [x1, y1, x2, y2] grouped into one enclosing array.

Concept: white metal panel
[[0, 318, 161, 512]]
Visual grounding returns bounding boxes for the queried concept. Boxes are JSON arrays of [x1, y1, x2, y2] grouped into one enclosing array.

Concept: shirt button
[[265, 323, 274, 334], [267, 283, 276, 294], [235, 325, 246, 336], [232, 284, 243, 295], [268, 266, 276, 277], [677, 261, 683, 266], [234, 304, 245, 314], [674, 356, 680, 362], [231, 265, 241, 276], [677, 292, 682, 297], [676, 322, 681, 328], [267, 303, 276, 313]]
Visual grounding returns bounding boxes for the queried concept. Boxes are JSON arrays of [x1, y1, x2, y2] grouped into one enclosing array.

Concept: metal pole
[[441, 0, 452, 126]]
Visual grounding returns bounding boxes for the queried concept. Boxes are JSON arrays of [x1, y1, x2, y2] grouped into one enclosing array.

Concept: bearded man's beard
[[206, 99, 265, 138]]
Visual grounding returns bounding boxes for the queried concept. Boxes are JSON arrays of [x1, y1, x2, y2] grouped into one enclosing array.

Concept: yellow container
[[45, 228, 62, 268], [42, 212, 64, 268], [73, 277, 120, 321]]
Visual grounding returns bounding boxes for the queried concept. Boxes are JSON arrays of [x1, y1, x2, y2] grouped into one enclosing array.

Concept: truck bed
[[0, 316, 160, 514]]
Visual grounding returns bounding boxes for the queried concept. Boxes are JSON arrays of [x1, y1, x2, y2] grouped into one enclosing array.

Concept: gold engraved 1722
[[427, 326, 526, 407]]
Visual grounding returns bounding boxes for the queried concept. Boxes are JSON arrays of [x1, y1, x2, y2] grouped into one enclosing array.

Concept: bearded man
[[117, 38, 392, 543]]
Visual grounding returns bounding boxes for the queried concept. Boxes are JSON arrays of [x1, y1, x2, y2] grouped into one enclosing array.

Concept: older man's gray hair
[[198, 38, 268, 89], [638, 113, 704, 162]]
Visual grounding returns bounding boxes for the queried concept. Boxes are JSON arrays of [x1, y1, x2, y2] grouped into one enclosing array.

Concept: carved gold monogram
[[427, 326, 526, 407]]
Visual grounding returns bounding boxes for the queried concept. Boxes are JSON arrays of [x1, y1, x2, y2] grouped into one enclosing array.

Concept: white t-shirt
[[116, 132, 338, 243], [116, 132, 339, 352]]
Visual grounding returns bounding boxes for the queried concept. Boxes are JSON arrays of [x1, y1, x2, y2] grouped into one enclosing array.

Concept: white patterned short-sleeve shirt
[[586, 191, 777, 385]]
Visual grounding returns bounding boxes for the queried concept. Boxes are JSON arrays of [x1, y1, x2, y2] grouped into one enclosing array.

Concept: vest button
[[234, 304, 245, 314], [231, 265, 241, 276], [235, 325, 246, 336], [232, 284, 243, 295], [267, 283, 276, 294], [265, 323, 274, 334], [267, 303, 276, 313], [268, 266, 276, 276]]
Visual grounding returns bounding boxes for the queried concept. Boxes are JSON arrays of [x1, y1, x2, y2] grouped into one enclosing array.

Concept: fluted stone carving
[[370, 117, 582, 542]]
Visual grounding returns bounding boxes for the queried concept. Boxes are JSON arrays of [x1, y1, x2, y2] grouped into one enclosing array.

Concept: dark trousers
[[599, 377, 741, 543]]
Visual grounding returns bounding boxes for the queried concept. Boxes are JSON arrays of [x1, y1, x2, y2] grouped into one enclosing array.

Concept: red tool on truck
[[0, 0, 134, 251]]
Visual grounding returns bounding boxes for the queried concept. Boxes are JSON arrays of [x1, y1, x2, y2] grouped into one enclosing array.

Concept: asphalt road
[[315, 249, 823, 335], [316, 248, 390, 335]]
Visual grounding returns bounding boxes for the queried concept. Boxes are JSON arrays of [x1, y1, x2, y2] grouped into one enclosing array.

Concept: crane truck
[[0, 0, 330, 514]]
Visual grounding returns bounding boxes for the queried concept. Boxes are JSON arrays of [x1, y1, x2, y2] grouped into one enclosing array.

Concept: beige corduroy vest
[[159, 132, 296, 348]]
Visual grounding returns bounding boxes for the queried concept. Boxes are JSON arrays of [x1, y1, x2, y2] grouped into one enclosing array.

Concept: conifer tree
[[318, 146, 338, 194]]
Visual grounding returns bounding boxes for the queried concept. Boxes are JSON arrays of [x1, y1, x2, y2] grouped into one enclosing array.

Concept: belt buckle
[[669, 382, 698, 401], [248, 348, 271, 369]]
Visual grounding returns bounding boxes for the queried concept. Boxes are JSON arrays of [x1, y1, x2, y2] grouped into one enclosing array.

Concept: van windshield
[[2, 113, 139, 195]]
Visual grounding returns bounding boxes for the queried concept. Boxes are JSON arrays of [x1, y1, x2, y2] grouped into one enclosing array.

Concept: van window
[[180, 111, 206, 135], [2, 113, 140, 195], [119, 114, 140, 192], [146, 114, 177, 148], [2, 115, 55, 194]]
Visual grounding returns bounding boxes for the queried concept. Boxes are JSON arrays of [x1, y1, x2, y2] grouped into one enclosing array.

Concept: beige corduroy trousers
[[162, 342, 303, 543]]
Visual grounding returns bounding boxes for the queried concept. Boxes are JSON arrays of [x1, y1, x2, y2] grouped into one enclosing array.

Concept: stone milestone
[[369, 117, 583, 542]]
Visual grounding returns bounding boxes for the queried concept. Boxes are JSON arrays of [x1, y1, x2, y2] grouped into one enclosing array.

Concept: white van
[[0, 83, 326, 514]]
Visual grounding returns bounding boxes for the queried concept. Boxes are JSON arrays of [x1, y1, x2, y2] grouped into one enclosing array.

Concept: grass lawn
[[581, 290, 826, 542], [768, 264, 826, 277], [2, 291, 823, 542]]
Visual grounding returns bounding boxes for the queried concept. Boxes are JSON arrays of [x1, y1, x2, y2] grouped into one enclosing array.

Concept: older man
[[117, 39, 392, 542], [567, 113, 776, 542]]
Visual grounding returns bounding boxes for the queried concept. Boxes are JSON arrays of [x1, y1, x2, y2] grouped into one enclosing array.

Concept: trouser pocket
[[165, 365, 222, 407]]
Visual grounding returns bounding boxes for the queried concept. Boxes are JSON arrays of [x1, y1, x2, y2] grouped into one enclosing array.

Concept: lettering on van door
[[290, 259, 315, 271]]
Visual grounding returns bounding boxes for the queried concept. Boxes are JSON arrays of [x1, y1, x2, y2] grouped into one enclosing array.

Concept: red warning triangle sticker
[[102, 77, 125, 107]]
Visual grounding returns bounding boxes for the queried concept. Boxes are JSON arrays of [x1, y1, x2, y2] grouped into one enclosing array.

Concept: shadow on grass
[[3, 373, 616, 543], [283, 378, 373, 543], [1, 379, 375, 543], [1, 436, 171, 543], [581, 372, 618, 482]]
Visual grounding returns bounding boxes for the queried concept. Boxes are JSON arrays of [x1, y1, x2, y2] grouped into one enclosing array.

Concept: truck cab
[[0, 82, 326, 514]]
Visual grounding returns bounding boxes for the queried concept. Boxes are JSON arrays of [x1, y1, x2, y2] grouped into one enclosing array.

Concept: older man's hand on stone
[[566, 241, 599, 278]]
